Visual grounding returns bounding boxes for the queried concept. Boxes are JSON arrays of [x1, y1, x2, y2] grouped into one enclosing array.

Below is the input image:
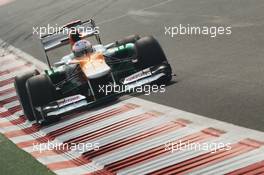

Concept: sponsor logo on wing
[[57, 95, 85, 108], [124, 69, 151, 84]]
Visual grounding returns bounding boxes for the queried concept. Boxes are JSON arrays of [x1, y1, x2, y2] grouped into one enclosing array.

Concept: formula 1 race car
[[14, 19, 172, 125]]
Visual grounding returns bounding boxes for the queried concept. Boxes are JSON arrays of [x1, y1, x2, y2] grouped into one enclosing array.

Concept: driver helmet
[[72, 40, 93, 58], [69, 30, 81, 45]]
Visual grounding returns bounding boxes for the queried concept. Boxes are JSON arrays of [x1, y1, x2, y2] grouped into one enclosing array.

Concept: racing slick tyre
[[135, 36, 172, 83], [26, 74, 56, 121], [14, 70, 39, 121], [115, 34, 140, 46], [135, 36, 167, 68]]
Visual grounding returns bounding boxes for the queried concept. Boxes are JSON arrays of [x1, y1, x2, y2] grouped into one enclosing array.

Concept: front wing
[[36, 63, 172, 124]]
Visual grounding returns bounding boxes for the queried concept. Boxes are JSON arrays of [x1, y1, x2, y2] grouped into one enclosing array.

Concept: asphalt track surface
[[0, 0, 264, 131]]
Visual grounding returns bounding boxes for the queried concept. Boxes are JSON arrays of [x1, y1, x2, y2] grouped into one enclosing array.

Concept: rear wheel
[[135, 36, 167, 68], [135, 36, 172, 83], [26, 74, 56, 121], [14, 70, 39, 121]]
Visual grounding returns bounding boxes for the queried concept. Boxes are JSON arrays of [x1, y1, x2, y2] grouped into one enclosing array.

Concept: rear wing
[[40, 19, 101, 52], [39, 19, 101, 68]]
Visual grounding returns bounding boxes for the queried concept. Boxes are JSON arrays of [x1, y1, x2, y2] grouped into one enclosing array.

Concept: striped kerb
[[14, 104, 137, 148]]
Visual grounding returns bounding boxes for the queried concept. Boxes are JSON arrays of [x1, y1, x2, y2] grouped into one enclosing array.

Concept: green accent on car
[[106, 43, 137, 79]]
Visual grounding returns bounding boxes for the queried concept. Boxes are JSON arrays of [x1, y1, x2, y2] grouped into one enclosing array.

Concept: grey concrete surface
[[0, 0, 264, 131]]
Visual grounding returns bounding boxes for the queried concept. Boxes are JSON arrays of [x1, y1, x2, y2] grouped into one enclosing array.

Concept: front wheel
[[14, 70, 39, 121], [26, 74, 56, 121]]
